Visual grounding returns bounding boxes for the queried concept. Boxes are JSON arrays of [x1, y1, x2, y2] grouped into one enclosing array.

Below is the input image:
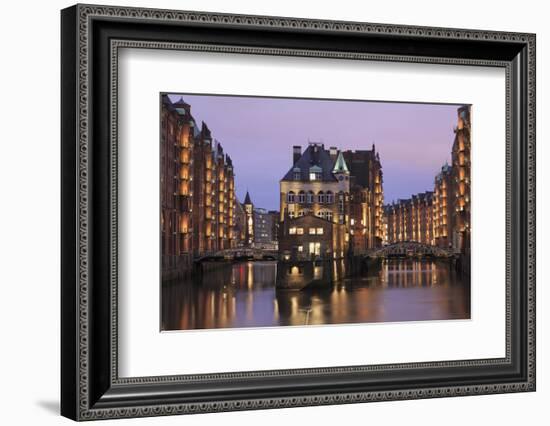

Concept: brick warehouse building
[[383, 105, 471, 255], [278, 142, 384, 260], [384, 191, 434, 245], [160, 95, 239, 278], [278, 214, 347, 260], [451, 105, 471, 254], [342, 146, 384, 251]]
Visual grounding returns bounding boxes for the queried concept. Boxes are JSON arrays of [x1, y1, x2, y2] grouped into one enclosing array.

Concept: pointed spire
[[172, 96, 191, 116], [332, 151, 349, 173], [244, 190, 252, 205], [173, 96, 187, 106]]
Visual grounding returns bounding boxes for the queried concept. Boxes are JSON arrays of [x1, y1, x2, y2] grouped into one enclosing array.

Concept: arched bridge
[[195, 247, 278, 263], [369, 241, 454, 258]]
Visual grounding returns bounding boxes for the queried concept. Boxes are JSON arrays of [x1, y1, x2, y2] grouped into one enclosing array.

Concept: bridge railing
[[368, 242, 454, 258], [195, 248, 278, 261]]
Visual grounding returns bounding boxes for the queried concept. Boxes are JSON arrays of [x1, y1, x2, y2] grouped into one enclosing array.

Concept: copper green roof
[[332, 152, 349, 173]]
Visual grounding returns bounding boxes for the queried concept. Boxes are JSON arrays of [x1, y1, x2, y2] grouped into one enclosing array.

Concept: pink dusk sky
[[167, 93, 467, 211]]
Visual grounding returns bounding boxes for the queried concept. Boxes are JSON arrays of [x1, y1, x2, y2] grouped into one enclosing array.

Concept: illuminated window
[[297, 245, 303, 252], [309, 242, 321, 256], [309, 172, 322, 181], [309, 228, 316, 235], [314, 265, 323, 279], [296, 228, 304, 235], [316, 228, 324, 235], [289, 227, 297, 235]]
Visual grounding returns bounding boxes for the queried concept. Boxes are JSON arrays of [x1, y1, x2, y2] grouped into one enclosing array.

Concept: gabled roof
[[171, 96, 191, 117], [172, 96, 189, 107], [435, 162, 452, 182], [192, 121, 201, 138], [332, 152, 349, 173], [281, 144, 338, 182], [200, 121, 211, 140]]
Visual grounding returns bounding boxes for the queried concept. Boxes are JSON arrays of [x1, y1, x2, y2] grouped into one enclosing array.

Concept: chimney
[[293, 146, 301, 164], [329, 146, 338, 160]]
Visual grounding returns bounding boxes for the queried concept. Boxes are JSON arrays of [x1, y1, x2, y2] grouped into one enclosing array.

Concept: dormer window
[[309, 165, 322, 181], [293, 171, 301, 180]]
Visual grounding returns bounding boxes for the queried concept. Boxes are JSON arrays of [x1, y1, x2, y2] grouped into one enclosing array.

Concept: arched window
[[317, 191, 325, 204], [306, 191, 314, 204], [287, 191, 295, 203], [326, 191, 334, 204], [298, 190, 305, 204]]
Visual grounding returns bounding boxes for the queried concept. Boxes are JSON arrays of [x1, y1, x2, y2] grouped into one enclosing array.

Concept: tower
[[243, 191, 254, 247], [332, 151, 350, 187]]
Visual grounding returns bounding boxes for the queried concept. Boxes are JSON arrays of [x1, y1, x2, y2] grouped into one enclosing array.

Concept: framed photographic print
[[61, 4, 536, 421]]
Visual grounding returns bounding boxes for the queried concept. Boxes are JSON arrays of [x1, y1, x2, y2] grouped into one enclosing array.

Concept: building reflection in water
[[161, 259, 470, 331]]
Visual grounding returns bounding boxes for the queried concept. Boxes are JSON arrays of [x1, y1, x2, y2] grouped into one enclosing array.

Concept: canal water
[[161, 259, 470, 331]]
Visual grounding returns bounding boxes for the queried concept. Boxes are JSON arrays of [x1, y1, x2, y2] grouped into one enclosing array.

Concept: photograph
[[57, 3, 536, 420], [160, 94, 472, 331]]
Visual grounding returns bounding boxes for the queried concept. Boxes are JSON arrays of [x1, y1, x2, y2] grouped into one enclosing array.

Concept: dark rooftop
[[281, 143, 341, 182]]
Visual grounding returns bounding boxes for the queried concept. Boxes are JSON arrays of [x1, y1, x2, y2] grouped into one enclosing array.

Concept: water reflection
[[161, 259, 470, 331]]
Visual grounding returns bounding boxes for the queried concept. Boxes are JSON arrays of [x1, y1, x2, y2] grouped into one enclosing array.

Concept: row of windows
[[287, 191, 337, 204], [288, 210, 334, 222], [296, 242, 321, 255], [293, 172, 323, 181], [288, 227, 325, 235]]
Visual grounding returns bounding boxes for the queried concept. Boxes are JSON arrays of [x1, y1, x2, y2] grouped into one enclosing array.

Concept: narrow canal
[[161, 259, 470, 331]]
